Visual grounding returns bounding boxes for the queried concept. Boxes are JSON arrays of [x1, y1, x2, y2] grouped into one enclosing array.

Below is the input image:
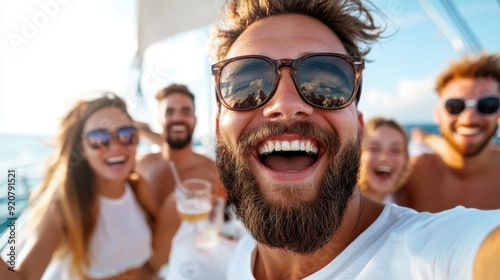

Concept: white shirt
[[227, 203, 500, 280]]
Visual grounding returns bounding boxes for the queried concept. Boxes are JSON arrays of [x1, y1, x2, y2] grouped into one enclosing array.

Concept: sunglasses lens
[[445, 99, 465, 115], [86, 130, 111, 149], [298, 56, 356, 109], [219, 57, 274, 110], [117, 126, 138, 145], [477, 97, 500, 114]]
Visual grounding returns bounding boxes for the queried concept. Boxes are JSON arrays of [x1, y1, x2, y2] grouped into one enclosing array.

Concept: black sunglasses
[[211, 53, 364, 111], [444, 96, 500, 115], [84, 126, 138, 150]]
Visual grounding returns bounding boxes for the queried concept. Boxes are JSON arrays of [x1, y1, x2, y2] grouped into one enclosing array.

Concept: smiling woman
[[0, 93, 160, 280], [358, 117, 410, 203]]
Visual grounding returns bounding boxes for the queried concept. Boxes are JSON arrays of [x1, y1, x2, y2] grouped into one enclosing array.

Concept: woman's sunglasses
[[211, 53, 364, 111], [84, 126, 138, 150], [444, 96, 500, 115]]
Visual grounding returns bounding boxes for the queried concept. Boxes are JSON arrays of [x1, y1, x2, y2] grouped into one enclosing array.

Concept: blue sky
[[1, 0, 499, 139]]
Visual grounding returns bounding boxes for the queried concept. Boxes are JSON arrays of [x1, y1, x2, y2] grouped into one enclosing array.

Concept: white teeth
[[268, 141, 274, 152], [375, 165, 392, 173], [311, 145, 318, 154], [282, 141, 291, 151], [107, 155, 126, 164], [457, 127, 479, 136], [171, 124, 187, 133], [258, 140, 319, 155], [300, 141, 306, 151], [275, 142, 282, 152]]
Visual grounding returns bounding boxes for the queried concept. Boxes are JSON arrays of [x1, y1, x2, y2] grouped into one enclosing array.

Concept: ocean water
[[1, 125, 499, 236]]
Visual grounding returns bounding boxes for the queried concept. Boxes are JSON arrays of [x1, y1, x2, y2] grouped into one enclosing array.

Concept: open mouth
[[170, 124, 188, 134], [257, 139, 319, 172], [105, 155, 128, 167], [373, 165, 393, 180], [456, 126, 480, 136]]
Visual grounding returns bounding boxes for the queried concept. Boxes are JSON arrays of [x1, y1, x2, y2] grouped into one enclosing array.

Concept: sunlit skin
[[83, 107, 137, 198], [136, 91, 226, 267], [395, 77, 500, 212], [158, 93, 196, 148], [0, 104, 163, 280], [435, 77, 500, 158], [216, 14, 382, 279], [219, 15, 362, 203], [360, 125, 407, 203]]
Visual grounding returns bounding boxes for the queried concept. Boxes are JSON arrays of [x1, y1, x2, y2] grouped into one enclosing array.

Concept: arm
[[130, 169, 180, 273], [147, 193, 180, 271], [474, 226, 500, 280], [1, 204, 65, 280], [134, 121, 163, 145], [129, 172, 159, 223]]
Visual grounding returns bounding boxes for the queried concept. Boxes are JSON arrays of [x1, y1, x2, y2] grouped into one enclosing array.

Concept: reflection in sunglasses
[[85, 126, 138, 150], [212, 53, 364, 111]]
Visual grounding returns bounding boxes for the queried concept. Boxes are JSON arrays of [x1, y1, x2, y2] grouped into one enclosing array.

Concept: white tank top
[[85, 183, 152, 278], [41, 183, 152, 279]]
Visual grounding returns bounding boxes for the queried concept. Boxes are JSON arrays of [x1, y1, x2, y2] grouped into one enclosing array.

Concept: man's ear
[[357, 110, 365, 139], [215, 115, 220, 135]]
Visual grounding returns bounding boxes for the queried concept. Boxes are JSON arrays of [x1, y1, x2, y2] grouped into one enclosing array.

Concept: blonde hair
[[28, 93, 132, 278], [436, 52, 500, 95]]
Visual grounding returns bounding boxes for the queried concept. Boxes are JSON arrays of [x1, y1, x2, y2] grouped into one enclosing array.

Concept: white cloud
[[359, 76, 439, 124]]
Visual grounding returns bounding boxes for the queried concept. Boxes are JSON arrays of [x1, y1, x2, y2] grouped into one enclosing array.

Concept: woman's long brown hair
[[28, 92, 132, 278]]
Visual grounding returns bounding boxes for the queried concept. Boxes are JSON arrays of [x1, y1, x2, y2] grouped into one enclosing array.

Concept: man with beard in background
[[395, 53, 500, 212], [210, 0, 500, 279], [136, 83, 226, 270]]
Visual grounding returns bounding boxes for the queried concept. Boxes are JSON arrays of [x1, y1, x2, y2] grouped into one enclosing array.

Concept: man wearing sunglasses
[[394, 53, 500, 213], [210, 0, 500, 279]]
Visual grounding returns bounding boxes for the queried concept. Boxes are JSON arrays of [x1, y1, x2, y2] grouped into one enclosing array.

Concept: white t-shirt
[[227, 203, 500, 280]]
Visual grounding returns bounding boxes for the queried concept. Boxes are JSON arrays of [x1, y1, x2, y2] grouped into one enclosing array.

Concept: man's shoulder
[[410, 153, 442, 169], [136, 153, 163, 167], [407, 153, 445, 182], [193, 152, 217, 166]]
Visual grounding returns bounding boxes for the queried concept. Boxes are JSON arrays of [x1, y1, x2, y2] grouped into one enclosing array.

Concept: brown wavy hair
[[28, 92, 132, 278], [209, 0, 384, 62], [436, 52, 500, 95]]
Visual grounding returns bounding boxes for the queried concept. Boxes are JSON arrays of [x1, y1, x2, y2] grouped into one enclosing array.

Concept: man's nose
[[262, 68, 314, 121]]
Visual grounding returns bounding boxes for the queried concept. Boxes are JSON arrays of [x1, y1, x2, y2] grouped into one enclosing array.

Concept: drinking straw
[[169, 160, 183, 189]]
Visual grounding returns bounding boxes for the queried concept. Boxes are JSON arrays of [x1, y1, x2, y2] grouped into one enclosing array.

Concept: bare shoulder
[[410, 153, 442, 168], [393, 153, 443, 207], [489, 148, 500, 161], [136, 153, 163, 169], [192, 153, 218, 170]]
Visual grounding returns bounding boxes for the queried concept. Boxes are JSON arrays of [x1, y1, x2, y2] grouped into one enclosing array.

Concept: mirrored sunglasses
[[211, 53, 364, 111], [84, 126, 138, 150], [444, 96, 500, 115]]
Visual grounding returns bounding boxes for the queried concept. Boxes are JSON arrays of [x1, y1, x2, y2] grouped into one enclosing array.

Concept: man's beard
[[165, 123, 193, 149], [216, 121, 361, 254], [442, 125, 498, 157]]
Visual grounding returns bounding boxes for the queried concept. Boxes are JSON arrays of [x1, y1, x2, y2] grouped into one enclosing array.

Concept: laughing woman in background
[[1, 93, 161, 280], [358, 117, 410, 203]]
